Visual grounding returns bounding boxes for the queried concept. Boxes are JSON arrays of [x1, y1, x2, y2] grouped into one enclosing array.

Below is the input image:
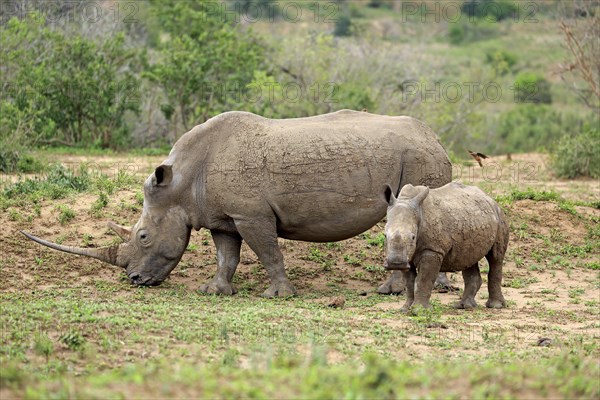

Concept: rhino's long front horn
[[21, 231, 128, 268]]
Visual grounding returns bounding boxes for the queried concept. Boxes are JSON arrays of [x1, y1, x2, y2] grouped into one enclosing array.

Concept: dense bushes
[[146, 1, 265, 132], [0, 15, 140, 150], [496, 105, 592, 153], [448, 18, 500, 45], [551, 129, 600, 179], [461, 0, 519, 21], [513, 72, 552, 104], [0, 0, 595, 173]]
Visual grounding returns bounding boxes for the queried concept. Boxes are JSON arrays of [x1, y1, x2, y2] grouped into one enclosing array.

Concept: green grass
[[56, 204, 75, 225], [1, 287, 598, 399], [3, 350, 597, 399], [0, 163, 141, 213]]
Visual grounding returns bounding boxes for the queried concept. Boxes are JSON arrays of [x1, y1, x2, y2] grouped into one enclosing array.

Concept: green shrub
[[56, 204, 76, 225], [496, 105, 593, 153], [367, 0, 392, 9], [1, 15, 140, 149], [513, 72, 552, 104], [551, 129, 600, 179], [448, 19, 500, 45], [146, 1, 266, 131], [334, 15, 353, 37], [3, 164, 91, 200], [461, 0, 519, 21], [485, 48, 518, 75]]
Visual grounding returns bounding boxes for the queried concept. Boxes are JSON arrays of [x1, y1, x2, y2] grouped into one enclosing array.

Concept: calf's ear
[[383, 184, 396, 206], [411, 186, 429, 206]]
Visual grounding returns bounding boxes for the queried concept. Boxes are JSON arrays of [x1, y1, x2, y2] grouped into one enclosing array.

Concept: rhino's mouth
[[129, 273, 163, 286]]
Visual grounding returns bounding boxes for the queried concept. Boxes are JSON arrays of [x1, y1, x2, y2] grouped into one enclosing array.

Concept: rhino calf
[[384, 182, 508, 311]]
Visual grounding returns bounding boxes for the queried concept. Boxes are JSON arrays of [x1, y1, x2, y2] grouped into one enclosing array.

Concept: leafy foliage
[[448, 18, 500, 45], [496, 105, 592, 153], [551, 129, 600, 179], [144, 0, 266, 132], [461, 0, 519, 21], [513, 72, 552, 104], [0, 15, 141, 149], [485, 48, 518, 76]]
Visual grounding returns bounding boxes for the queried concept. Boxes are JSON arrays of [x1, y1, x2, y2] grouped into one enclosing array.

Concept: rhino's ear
[[383, 184, 396, 206], [152, 165, 173, 187]]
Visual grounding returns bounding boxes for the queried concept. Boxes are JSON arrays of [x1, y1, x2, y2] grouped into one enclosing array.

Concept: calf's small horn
[[21, 231, 128, 268]]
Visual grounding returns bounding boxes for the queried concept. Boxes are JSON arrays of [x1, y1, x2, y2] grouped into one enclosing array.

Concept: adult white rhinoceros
[[23, 110, 452, 297]]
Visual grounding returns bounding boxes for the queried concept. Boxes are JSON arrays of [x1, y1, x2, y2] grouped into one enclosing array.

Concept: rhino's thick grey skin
[[23, 110, 452, 297], [384, 182, 509, 311]]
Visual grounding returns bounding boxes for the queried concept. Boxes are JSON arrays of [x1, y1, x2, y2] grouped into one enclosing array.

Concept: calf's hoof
[[408, 303, 431, 315], [454, 298, 478, 309], [486, 298, 506, 309], [198, 279, 237, 295], [262, 281, 296, 298], [376, 275, 406, 295]]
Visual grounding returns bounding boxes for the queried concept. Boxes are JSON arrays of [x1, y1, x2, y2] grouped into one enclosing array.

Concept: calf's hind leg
[[455, 263, 481, 309], [486, 250, 507, 309]]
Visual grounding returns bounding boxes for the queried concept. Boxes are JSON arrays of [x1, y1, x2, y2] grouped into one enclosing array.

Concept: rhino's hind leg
[[377, 271, 406, 295], [434, 272, 459, 293], [455, 263, 481, 309], [234, 218, 296, 298], [198, 231, 242, 295]]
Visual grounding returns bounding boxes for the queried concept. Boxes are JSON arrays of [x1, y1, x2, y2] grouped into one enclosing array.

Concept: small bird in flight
[[468, 150, 488, 167]]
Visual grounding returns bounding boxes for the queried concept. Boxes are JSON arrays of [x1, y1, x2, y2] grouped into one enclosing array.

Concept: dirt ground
[[1, 153, 599, 360]]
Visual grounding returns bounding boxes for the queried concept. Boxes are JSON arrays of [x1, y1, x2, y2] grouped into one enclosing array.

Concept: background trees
[[0, 0, 597, 177]]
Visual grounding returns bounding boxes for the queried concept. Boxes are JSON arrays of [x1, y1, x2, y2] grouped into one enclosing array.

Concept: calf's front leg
[[412, 250, 443, 309], [401, 267, 416, 312]]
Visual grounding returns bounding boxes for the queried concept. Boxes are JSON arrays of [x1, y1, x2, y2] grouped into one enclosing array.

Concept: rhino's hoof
[[262, 281, 296, 298], [486, 298, 506, 309], [376, 279, 406, 295], [434, 276, 459, 293], [198, 280, 237, 296], [454, 299, 478, 309]]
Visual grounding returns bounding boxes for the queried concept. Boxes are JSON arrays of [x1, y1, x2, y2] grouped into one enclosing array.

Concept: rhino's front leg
[[234, 218, 296, 298], [412, 250, 443, 309], [198, 231, 242, 295]]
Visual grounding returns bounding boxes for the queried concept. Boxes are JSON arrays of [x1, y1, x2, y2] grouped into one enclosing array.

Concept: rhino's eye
[[410, 233, 416, 240], [137, 230, 150, 243]]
